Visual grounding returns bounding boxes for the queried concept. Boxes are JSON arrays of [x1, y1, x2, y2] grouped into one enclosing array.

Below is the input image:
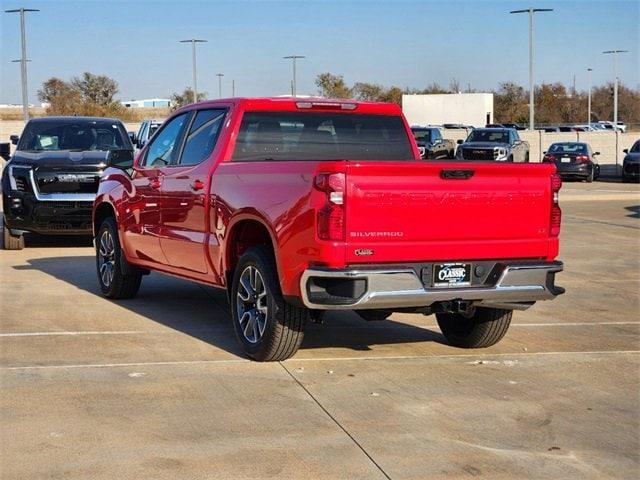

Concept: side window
[[142, 114, 189, 167], [433, 129, 441, 140], [178, 109, 226, 166], [137, 122, 147, 141]]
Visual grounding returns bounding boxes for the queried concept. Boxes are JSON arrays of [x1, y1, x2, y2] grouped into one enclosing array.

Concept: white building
[[120, 98, 171, 108], [402, 93, 494, 128]]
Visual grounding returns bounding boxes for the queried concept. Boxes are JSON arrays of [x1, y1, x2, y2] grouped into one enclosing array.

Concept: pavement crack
[[279, 362, 392, 480]]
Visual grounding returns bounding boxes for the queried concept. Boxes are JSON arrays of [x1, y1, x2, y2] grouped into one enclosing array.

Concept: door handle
[[191, 180, 205, 191], [148, 177, 162, 189]]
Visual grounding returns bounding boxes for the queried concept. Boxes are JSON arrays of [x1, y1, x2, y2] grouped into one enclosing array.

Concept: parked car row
[[536, 121, 627, 133], [0, 98, 566, 361]]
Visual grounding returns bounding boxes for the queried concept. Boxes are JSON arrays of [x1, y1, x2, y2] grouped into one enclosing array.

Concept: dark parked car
[[622, 139, 640, 182], [411, 126, 455, 159], [456, 128, 530, 162], [0, 116, 133, 249], [543, 142, 600, 182]]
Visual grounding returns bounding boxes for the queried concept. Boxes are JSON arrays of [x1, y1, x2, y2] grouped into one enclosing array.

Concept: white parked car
[[597, 121, 626, 133]]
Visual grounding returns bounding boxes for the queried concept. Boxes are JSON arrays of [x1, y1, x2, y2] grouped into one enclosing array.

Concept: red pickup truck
[[93, 97, 564, 361]]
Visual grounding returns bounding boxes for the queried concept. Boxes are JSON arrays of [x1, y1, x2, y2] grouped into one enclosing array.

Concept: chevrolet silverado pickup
[[456, 127, 530, 163], [1, 116, 133, 249], [93, 97, 564, 361]]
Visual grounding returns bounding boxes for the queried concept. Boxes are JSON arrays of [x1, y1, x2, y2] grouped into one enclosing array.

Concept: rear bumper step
[[300, 261, 564, 310]]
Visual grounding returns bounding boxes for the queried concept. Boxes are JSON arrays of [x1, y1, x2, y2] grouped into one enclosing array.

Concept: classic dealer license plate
[[433, 263, 471, 287]]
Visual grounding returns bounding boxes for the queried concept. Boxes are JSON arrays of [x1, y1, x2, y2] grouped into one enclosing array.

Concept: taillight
[[576, 155, 589, 163], [543, 154, 556, 163], [314, 172, 345, 241], [550, 174, 562, 237]]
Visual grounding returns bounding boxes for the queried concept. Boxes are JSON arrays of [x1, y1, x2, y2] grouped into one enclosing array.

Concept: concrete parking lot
[[1, 182, 639, 479]]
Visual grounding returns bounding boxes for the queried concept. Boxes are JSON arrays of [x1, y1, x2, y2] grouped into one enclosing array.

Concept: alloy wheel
[[98, 230, 116, 288], [236, 265, 268, 343]]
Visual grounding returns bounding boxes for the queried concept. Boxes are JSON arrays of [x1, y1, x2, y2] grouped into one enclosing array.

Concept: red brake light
[[314, 172, 345, 241], [550, 174, 562, 237], [543, 154, 556, 163], [576, 155, 589, 163]]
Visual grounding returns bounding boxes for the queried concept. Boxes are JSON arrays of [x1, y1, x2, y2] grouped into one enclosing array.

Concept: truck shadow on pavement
[[15, 255, 447, 358]]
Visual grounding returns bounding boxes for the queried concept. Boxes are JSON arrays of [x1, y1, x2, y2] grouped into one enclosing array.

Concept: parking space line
[[2, 350, 637, 371], [1, 321, 637, 338]]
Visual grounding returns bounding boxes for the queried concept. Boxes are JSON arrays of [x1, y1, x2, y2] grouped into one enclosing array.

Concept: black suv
[[1, 116, 133, 249]]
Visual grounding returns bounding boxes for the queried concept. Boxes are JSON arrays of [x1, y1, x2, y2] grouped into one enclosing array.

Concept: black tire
[[525, 152, 530, 163], [2, 218, 24, 250], [96, 217, 142, 299], [356, 309, 393, 321], [586, 168, 594, 183], [436, 307, 512, 348], [448, 149, 455, 159], [231, 246, 308, 361]]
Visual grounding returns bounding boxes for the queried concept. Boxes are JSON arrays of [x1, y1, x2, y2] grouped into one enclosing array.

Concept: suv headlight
[[7, 165, 31, 191], [495, 147, 508, 161]]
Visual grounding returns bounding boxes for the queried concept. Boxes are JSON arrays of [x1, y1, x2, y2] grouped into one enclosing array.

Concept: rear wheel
[[586, 168, 594, 183], [231, 246, 308, 361], [436, 307, 512, 348], [96, 217, 142, 299], [356, 309, 393, 321], [2, 218, 24, 250]]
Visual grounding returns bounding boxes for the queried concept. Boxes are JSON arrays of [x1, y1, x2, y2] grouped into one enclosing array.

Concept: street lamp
[[587, 68, 593, 126], [510, 7, 553, 130], [602, 50, 628, 131], [5, 7, 39, 122], [283, 55, 305, 97], [216, 73, 224, 99], [180, 39, 207, 102]]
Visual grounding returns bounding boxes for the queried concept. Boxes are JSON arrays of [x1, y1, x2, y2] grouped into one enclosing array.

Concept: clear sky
[[1, 0, 638, 104]]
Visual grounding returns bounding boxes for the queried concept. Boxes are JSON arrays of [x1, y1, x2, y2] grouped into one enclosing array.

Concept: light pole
[[510, 7, 553, 130], [216, 73, 224, 99], [5, 7, 39, 122], [283, 55, 305, 97], [587, 68, 593, 126], [232, 79, 235, 97], [180, 39, 207, 102], [603, 50, 628, 130]]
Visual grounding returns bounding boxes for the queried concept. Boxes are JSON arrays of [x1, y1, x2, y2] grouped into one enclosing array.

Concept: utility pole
[[510, 7, 553, 130], [232, 79, 235, 97], [5, 7, 39, 122], [283, 55, 305, 97], [180, 39, 207, 102], [216, 73, 224, 99], [603, 50, 628, 130], [587, 68, 593, 125]]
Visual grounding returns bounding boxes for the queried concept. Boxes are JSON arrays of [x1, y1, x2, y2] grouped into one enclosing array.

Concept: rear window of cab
[[231, 111, 414, 162]]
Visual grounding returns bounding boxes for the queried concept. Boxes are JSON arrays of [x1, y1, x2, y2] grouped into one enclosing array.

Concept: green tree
[[169, 87, 207, 109], [70, 72, 119, 106], [352, 82, 384, 101], [315, 73, 351, 98]]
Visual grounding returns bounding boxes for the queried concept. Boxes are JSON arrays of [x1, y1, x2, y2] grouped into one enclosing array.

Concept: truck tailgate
[[345, 162, 557, 263]]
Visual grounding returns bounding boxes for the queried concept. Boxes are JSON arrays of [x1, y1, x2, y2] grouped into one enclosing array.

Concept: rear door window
[[178, 109, 226, 166], [232, 111, 413, 162]]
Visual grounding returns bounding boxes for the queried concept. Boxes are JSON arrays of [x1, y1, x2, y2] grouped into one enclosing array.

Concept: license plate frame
[[561, 157, 571, 163], [433, 263, 472, 287]]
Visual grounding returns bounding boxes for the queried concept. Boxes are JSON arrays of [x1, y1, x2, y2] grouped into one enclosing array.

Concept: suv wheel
[[2, 218, 24, 250], [96, 217, 142, 299], [436, 307, 512, 348], [231, 246, 308, 361]]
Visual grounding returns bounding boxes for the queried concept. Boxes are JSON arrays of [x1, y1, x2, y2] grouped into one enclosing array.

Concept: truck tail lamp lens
[[550, 174, 562, 237], [314, 172, 345, 241]]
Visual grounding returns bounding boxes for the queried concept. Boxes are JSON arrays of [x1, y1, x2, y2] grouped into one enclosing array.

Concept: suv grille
[[462, 148, 497, 161]]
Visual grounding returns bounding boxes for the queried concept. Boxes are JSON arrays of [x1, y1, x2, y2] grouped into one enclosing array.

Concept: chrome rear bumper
[[300, 261, 564, 310]]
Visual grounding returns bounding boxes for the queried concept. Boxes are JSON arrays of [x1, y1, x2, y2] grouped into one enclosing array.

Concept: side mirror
[[623, 149, 629, 154], [594, 151, 600, 156], [0, 142, 11, 161], [542, 151, 547, 154], [106, 149, 135, 170], [128, 131, 137, 144], [457, 139, 464, 145], [10, 135, 19, 145]]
